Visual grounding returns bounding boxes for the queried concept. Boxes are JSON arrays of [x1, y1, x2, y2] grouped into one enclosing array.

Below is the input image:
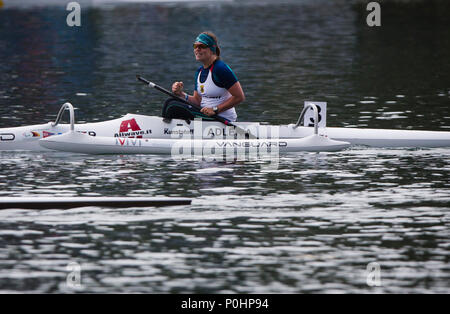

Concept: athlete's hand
[[172, 81, 184, 96], [201, 107, 215, 117]]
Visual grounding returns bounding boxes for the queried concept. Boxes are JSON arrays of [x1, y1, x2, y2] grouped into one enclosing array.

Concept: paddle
[[136, 75, 255, 139]]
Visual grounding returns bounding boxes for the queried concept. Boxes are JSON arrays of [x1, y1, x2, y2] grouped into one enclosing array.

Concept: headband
[[194, 33, 217, 53]]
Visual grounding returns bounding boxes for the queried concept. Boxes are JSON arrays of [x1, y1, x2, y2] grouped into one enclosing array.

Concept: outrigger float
[[1, 77, 449, 154]]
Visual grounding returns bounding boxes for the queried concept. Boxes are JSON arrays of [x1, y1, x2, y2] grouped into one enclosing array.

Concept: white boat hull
[[1, 113, 450, 152], [38, 132, 350, 154]]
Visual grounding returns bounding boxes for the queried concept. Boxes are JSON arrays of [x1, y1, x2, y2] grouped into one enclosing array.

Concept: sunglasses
[[193, 43, 208, 49]]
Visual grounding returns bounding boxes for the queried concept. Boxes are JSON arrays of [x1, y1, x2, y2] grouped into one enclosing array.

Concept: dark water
[[0, 0, 449, 293]]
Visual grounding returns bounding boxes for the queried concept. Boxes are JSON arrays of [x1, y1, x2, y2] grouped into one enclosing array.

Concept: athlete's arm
[[218, 81, 245, 112], [200, 82, 245, 116], [187, 91, 202, 107], [182, 67, 202, 107]]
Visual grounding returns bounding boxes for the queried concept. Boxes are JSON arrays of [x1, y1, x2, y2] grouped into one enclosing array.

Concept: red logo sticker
[[43, 131, 54, 138], [118, 118, 143, 138]]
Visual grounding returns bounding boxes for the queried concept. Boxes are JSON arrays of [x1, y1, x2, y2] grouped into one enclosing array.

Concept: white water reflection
[[0, 147, 448, 293]]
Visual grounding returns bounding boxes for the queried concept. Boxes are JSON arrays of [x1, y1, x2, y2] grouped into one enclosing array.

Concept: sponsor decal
[[23, 130, 65, 139], [0, 133, 15, 141], [164, 128, 194, 135], [22, 130, 95, 139], [115, 137, 142, 147], [77, 131, 96, 137], [43, 131, 55, 138], [114, 118, 151, 138], [23, 131, 41, 138], [215, 141, 287, 148], [206, 127, 236, 137]]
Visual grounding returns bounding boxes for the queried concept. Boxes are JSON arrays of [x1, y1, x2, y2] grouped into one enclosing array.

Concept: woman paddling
[[167, 32, 245, 122]]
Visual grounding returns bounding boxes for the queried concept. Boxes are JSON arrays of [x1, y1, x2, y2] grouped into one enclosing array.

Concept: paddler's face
[[193, 42, 213, 62]]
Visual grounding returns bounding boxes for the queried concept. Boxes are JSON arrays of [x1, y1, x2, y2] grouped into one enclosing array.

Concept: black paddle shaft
[[137, 76, 194, 106]]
